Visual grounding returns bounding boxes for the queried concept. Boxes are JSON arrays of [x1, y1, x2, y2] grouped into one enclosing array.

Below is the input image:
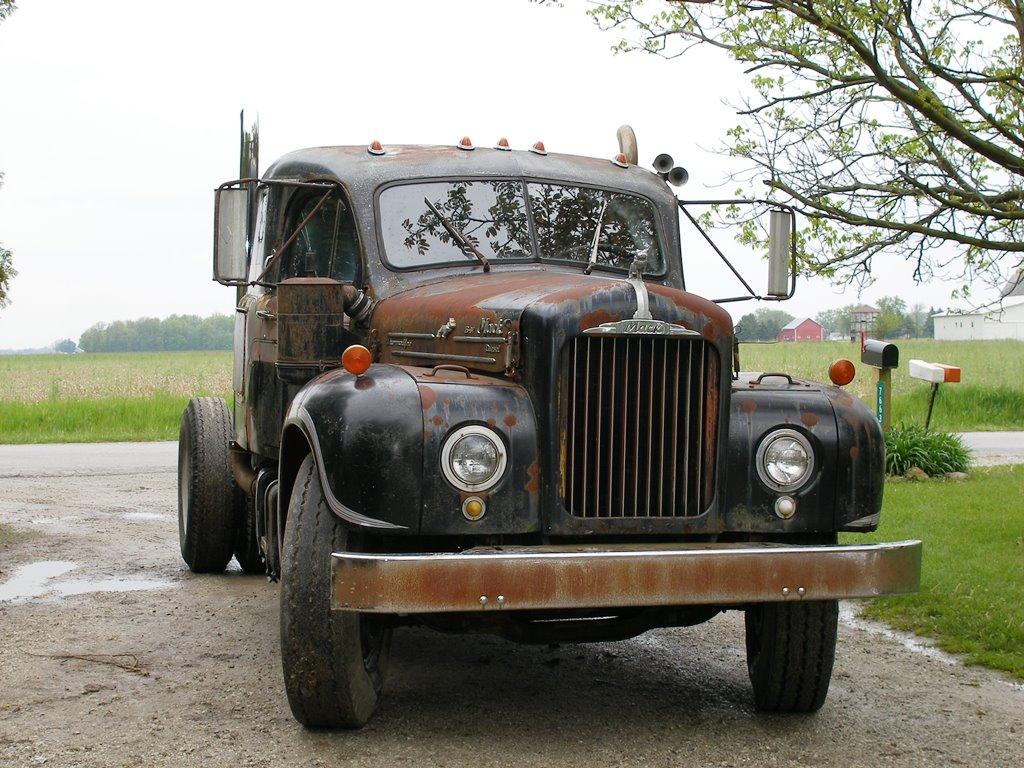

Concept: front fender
[[412, 367, 540, 536], [723, 379, 839, 533], [283, 364, 422, 531], [722, 375, 884, 534], [282, 363, 541, 536]]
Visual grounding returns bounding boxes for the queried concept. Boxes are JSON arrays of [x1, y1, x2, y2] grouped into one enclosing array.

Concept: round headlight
[[440, 425, 507, 492], [756, 429, 814, 491]]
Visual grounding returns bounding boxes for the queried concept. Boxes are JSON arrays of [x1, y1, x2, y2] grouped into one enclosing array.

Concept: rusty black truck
[[177, 122, 921, 728]]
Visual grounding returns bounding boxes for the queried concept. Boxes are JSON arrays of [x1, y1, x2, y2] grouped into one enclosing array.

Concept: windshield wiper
[[584, 198, 609, 275], [424, 197, 490, 272]]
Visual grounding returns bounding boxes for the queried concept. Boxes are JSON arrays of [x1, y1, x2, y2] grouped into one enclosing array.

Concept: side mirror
[[213, 187, 250, 284], [767, 209, 792, 298]]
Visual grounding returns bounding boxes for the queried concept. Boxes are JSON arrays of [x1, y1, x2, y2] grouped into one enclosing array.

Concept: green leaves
[[576, 0, 1024, 292], [0, 243, 14, 310], [884, 424, 970, 477]]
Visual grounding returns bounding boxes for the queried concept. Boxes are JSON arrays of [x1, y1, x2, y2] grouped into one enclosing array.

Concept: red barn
[[778, 317, 824, 342]]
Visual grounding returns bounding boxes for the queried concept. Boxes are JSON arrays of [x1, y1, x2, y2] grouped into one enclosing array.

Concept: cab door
[[272, 185, 365, 383], [233, 188, 269, 449]]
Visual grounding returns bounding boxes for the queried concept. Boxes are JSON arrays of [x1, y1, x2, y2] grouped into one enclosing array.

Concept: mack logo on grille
[[583, 319, 701, 337]]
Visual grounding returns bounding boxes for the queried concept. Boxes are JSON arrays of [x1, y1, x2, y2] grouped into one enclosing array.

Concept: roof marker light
[[530, 141, 547, 155], [367, 140, 385, 156], [611, 152, 629, 168], [495, 137, 511, 151], [457, 136, 475, 151]]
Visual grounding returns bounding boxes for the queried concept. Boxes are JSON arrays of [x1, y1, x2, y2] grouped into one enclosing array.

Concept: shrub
[[884, 424, 970, 477]]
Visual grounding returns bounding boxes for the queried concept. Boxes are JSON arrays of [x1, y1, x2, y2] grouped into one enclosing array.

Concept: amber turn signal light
[[829, 359, 856, 386], [342, 345, 372, 376]]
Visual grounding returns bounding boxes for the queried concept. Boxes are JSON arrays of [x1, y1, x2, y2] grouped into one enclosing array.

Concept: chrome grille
[[563, 335, 718, 518]]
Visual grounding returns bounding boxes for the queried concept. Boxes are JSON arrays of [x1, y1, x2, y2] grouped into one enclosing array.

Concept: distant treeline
[[78, 314, 233, 353]]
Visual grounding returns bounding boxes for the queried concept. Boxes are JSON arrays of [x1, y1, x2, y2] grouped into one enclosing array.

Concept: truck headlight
[[441, 425, 508, 492], [756, 428, 814, 492]]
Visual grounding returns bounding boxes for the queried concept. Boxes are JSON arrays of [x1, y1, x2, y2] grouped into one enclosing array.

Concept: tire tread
[[280, 456, 388, 729], [178, 397, 236, 573], [746, 600, 838, 713]]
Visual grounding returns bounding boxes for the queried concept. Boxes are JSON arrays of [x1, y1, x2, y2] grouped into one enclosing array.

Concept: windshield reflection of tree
[[401, 181, 531, 262], [529, 184, 658, 272]]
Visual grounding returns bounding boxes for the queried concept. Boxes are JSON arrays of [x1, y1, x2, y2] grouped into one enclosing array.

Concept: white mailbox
[[907, 359, 961, 429], [908, 359, 961, 383]]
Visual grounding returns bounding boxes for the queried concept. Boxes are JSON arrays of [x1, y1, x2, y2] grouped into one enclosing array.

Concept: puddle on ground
[[0, 560, 175, 603], [123, 511, 167, 521], [28, 517, 80, 526], [56, 576, 176, 596], [841, 605, 1024, 694], [840, 604, 956, 665], [0, 561, 77, 601]]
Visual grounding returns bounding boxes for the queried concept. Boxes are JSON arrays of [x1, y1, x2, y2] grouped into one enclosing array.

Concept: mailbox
[[859, 339, 899, 431], [862, 339, 899, 369]]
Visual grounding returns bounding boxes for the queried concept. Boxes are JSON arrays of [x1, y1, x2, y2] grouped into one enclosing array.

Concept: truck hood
[[371, 268, 733, 376]]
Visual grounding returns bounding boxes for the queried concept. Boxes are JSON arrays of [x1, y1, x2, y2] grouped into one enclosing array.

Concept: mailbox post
[[862, 340, 899, 431], [908, 359, 962, 429]]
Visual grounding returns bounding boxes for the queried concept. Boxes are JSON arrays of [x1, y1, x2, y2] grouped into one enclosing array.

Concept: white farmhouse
[[933, 298, 1024, 340]]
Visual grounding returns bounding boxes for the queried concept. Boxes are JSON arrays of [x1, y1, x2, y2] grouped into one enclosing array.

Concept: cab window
[[279, 191, 359, 283]]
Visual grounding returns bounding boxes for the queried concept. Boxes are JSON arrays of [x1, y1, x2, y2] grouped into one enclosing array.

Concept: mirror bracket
[[676, 198, 798, 304]]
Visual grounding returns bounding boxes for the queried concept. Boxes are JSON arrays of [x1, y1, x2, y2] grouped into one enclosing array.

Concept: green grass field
[[0, 351, 230, 444], [740, 339, 1024, 431], [844, 464, 1024, 680], [0, 339, 1020, 443]]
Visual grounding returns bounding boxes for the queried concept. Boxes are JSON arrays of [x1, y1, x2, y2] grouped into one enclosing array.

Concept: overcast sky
[[0, 0, 978, 348]]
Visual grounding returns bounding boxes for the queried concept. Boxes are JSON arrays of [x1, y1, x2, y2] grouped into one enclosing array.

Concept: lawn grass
[[843, 464, 1024, 680]]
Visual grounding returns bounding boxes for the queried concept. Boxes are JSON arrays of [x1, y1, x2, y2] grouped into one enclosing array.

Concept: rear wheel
[[280, 455, 391, 729], [177, 397, 238, 573], [745, 600, 838, 713]]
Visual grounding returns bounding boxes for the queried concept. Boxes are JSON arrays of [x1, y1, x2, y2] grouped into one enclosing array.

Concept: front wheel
[[745, 600, 838, 713], [279, 455, 391, 729]]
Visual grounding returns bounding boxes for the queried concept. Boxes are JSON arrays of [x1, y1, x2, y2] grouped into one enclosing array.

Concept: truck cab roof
[[262, 143, 685, 296], [264, 143, 677, 204]]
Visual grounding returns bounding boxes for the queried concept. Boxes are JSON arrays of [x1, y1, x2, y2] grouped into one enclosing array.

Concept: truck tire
[[744, 599, 838, 713], [177, 397, 238, 573], [280, 455, 391, 729], [234, 495, 265, 575]]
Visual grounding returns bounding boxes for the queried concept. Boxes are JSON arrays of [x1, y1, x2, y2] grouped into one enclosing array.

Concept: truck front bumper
[[331, 540, 921, 614]]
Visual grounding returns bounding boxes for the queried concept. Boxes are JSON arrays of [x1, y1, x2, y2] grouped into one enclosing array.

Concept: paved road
[[958, 431, 1024, 466], [1, 433, 1018, 478], [0, 443, 1021, 768], [0, 441, 177, 478]]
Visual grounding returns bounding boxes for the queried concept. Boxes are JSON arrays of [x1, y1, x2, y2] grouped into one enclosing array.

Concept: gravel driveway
[[0, 444, 1021, 768]]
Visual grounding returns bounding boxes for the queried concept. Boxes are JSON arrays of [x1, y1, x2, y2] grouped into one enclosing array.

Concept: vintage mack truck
[[177, 123, 921, 729]]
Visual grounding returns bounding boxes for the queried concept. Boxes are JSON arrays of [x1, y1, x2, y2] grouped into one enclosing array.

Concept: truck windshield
[[378, 180, 664, 274]]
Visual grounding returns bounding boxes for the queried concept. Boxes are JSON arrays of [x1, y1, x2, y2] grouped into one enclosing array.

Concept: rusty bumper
[[331, 540, 921, 614]]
